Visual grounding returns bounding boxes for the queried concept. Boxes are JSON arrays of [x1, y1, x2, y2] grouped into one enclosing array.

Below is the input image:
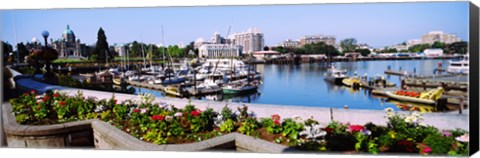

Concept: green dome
[[63, 25, 74, 35]]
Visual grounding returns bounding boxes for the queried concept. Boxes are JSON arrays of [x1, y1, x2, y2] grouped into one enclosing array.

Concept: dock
[[127, 80, 165, 91], [187, 87, 222, 96]]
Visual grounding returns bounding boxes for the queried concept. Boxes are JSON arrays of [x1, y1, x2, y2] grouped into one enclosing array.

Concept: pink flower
[[53, 93, 60, 97], [423, 147, 431, 153], [30, 90, 36, 94], [59, 101, 66, 106]]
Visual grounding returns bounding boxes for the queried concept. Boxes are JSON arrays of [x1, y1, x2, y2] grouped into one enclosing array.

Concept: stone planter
[[92, 121, 296, 152], [3, 103, 296, 152], [2, 103, 94, 148]]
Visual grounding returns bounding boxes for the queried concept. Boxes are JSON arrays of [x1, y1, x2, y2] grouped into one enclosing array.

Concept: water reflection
[[130, 59, 458, 112]]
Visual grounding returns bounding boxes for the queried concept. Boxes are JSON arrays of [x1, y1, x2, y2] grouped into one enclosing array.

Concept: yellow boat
[[385, 88, 444, 105], [164, 85, 187, 97], [113, 77, 122, 85], [342, 77, 362, 87]]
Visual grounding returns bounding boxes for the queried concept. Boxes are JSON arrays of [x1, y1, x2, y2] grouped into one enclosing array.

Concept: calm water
[[132, 59, 457, 111]]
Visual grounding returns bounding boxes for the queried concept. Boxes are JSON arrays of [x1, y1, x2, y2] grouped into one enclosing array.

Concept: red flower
[[114, 99, 118, 104], [322, 127, 334, 133], [271, 114, 281, 125], [59, 101, 66, 106], [348, 125, 364, 132], [274, 120, 280, 125], [30, 90, 36, 94], [24, 92, 29, 96], [42, 96, 50, 102], [191, 110, 201, 117], [133, 108, 140, 113], [53, 93, 60, 97], [151, 115, 165, 121]]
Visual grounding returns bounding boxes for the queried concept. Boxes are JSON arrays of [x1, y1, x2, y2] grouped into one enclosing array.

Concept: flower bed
[[6, 91, 469, 155]]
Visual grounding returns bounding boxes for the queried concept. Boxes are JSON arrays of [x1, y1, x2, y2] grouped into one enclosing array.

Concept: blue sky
[[1, 2, 469, 49]]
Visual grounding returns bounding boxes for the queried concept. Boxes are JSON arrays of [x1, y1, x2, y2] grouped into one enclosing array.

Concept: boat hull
[[325, 77, 346, 85], [222, 86, 257, 95], [385, 91, 435, 104]]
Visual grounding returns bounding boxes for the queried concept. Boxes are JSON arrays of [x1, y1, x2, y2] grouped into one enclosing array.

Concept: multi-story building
[[51, 25, 88, 58], [280, 39, 300, 48], [230, 28, 264, 54], [199, 44, 241, 58], [113, 44, 128, 57], [421, 31, 461, 45], [299, 35, 336, 46], [406, 39, 423, 48]]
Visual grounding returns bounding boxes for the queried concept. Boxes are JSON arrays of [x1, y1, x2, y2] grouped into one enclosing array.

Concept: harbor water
[[131, 59, 464, 111]]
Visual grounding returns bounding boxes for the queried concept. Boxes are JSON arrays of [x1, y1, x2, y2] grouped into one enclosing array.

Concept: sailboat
[[221, 54, 259, 95]]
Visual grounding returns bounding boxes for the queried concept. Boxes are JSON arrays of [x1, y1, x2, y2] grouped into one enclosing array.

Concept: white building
[[421, 31, 461, 45], [423, 48, 444, 57], [299, 35, 336, 46], [406, 39, 423, 48], [230, 28, 264, 54], [280, 39, 301, 48], [199, 44, 241, 58], [113, 44, 128, 56]]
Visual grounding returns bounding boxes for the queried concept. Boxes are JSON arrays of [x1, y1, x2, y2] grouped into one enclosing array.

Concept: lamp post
[[41, 31, 49, 47]]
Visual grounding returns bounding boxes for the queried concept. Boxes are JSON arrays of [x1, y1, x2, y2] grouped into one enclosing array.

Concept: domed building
[[52, 25, 87, 58]]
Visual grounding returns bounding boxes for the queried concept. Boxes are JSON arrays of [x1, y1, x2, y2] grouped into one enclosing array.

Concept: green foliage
[[260, 118, 282, 134], [93, 27, 113, 62], [18, 67, 35, 75], [220, 105, 235, 121], [281, 118, 304, 139], [302, 42, 339, 56], [408, 44, 431, 52], [340, 38, 358, 53], [238, 118, 259, 136], [237, 104, 249, 122], [326, 120, 348, 135], [219, 119, 236, 133], [355, 49, 371, 57], [423, 133, 454, 154]]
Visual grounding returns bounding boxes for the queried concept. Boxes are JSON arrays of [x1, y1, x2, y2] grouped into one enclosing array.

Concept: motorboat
[[446, 55, 469, 74], [324, 65, 347, 85], [384, 88, 444, 105], [222, 80, 259, 95]]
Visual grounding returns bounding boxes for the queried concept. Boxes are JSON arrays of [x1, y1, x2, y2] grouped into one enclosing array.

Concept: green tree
[[355, 49, 371, 57], [263, 46, 270, 51], [340, 38, 358, 53], [93, 27, 113, 62], [446, 41, 468, 54], [1, 41, 13, 62], [432, 41, 446, 49], [16, 43, 30, 63], [167, 45, 184, 58], [274, 46, 287, 54], [408, 44, 431, 52]]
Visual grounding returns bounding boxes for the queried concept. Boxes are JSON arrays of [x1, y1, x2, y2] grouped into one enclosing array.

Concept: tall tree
[[93, 27, 113, 62], [340, 38, 358, 53], [1, 41, 13, 61], [16, 42, 29, 63], [263, 46, 270, 51]]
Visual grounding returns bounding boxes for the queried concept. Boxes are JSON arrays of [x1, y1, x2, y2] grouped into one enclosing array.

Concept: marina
[[121, 58, 468, 112]]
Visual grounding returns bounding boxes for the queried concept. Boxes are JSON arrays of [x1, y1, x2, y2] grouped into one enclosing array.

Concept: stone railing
[[2, 103, 295, 152], [2, 103, 94, 148]]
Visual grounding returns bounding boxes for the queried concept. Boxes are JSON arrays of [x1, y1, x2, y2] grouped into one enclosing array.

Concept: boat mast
[[212, 25, 232, 78], [141, 38, 146, 70]]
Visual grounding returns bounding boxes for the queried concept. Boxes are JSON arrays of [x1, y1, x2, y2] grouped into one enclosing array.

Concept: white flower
[[455, 134, 469, 143], [174, 112, 183, 117], [404, 116, 413, 123], [140, 108, 149, 114]]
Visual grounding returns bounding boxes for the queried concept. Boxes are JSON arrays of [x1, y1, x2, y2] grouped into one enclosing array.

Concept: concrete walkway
[[7, 73, 467, 131]]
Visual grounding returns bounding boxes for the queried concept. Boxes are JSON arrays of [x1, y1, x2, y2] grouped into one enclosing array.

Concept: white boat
[[324, 65, 347, 85], [446, 55, 469, 74]]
